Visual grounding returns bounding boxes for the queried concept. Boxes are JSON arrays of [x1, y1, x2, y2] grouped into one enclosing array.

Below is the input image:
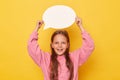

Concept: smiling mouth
[[57, 49, 63, 52]]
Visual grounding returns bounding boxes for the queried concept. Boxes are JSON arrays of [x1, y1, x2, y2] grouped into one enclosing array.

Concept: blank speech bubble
[[42, 5, 76, 30]]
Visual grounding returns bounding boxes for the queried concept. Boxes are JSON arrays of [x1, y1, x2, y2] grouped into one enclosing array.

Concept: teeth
[[57, 49, 63, 51]]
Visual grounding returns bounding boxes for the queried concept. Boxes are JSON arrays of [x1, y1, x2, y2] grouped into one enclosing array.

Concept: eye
[[62, 42, 66, 44], [55, 42, 58, 44]]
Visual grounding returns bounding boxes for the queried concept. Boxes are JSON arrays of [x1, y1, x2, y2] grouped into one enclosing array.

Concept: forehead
[[53, 34, 67, 41]]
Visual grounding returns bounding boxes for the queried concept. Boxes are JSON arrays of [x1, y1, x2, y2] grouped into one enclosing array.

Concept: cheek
[[51, 44, 56, 48], [63, 44, 69, 48]]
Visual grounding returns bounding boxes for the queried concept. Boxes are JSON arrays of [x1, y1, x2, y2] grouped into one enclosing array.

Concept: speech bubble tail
[[43, 25, 49, 30]]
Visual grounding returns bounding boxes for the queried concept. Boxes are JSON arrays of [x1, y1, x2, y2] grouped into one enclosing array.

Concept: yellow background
[[0, 0, 120, 80]]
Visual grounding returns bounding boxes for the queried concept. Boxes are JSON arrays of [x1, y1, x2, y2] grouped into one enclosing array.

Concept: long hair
[[49, 30, 74, 80]]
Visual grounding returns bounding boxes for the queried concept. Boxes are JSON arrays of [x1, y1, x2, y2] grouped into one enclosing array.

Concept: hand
[[75, 16, 84, 32], [35, 20, 44, 31], [75, 16, 82, 26]]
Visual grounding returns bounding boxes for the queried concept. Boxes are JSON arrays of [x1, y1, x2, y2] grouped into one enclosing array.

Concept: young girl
[[27, 17, 95, 80]]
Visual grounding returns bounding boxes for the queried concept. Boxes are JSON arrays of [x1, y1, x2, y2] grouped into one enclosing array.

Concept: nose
[[58, 43, 62, 48]]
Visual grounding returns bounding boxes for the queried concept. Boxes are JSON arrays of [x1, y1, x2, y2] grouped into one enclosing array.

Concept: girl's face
[[51, 34, 69, 56]]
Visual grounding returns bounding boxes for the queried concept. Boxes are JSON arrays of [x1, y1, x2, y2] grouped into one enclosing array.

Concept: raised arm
[[71, 17, 95, 66], [27, 21, 50, 67], [75, 16, 85, 32]]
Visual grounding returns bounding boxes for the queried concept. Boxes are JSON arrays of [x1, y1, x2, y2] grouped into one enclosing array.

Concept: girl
[[27, 17, 95, 80]]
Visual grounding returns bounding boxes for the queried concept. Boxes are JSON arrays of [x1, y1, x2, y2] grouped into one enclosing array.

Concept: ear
[[67, 43, 70, 48], [50, 43, 54, 48]]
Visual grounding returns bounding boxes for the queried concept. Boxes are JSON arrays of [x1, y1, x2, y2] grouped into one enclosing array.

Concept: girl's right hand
[[35, 20, 44, 32]]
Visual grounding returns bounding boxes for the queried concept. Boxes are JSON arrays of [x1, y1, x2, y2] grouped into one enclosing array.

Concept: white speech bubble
[[42, 5, 76, 30]]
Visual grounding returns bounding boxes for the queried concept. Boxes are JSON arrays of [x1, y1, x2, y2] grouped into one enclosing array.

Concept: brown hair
[[49, 30, 74, 80]]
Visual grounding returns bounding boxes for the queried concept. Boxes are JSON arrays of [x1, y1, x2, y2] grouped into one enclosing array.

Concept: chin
[[57, 51, 66, 56], [55, 50, 66, 56]]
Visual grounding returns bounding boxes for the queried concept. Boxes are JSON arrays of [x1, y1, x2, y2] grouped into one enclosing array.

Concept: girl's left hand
[[75, 16, 85, 32], [75, 16, 82, 26]]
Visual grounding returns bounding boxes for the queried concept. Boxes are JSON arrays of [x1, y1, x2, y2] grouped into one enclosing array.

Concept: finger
[[75, 16, 78, 20], [38, 21, 43, 25], [75, 16, 79, 20], [41, 20, 44, 24], [39, 22, 41, 25]]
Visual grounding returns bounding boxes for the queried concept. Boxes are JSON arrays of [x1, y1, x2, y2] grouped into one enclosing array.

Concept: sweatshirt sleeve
[[71, 31, 95, 67], [27, 31, 50, 67]]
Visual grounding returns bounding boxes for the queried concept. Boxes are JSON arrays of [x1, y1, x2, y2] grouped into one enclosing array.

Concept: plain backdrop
[[0, 0, 120, 80]]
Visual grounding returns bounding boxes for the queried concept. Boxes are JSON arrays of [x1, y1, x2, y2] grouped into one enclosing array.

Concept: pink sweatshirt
[[27, 30, 95, 80]]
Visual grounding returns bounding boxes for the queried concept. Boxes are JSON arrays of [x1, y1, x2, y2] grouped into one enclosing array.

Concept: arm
[[27, 21, 50, 67], [78, 30, 95, 66], [75, 16, 84, 32], [72, 17, 95, 66]]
